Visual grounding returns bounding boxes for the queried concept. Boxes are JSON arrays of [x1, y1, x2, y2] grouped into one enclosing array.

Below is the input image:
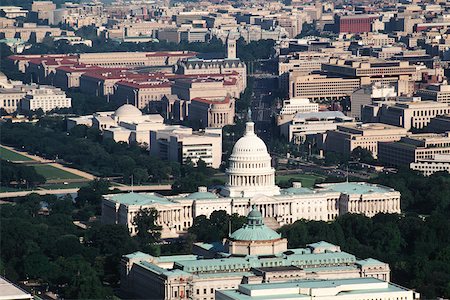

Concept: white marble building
[[102, 122, 401, 238]]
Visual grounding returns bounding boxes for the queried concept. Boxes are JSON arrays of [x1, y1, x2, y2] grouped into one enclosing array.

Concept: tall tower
[[226, 37, 236, 59]]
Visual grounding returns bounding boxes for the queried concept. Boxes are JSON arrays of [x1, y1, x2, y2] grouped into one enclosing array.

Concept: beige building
[[321, 123, 408, 158], [277, 97, 319, 125], [188, 97, 235, 128], [31, 1, 56, 21], [150, 127, 222, 168], [416, 83, 450, 103], [172, 77, 241, 101], [350, 84, 397, 120], [378, 133, 450, 174], [362, 98, 450, 130], [278, 52, 332, 93], [410, 154, 450, 176], [21, 86, 71, 112], [322, 58, 416, 94], [289, 73, 361, 101], [0, 22, 63, 43], [112, 80, 172, 110]]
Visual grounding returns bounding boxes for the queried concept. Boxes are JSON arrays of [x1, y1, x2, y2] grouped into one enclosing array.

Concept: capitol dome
[[114, 104, 142, 119], [220, 122, 280, 198]]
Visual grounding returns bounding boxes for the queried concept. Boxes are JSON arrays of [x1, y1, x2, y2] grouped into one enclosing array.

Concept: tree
[[133, 208, 162, 253], [351, 147, 375, 164]]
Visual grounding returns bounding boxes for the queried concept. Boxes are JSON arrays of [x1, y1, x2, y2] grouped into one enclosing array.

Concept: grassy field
[[40, 182, 90, 190], [275, 173, 324, 188], [33, 165, 84, 180], [0, 146, 33, 162]]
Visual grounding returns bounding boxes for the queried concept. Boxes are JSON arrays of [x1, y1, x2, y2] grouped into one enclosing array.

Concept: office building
[[280, 111, 355, 143], [322, 58, 416, 94], [350, 84, 397, 120], [321, 123, 407, 158], [362, 98, 450, 130], [416, 83, 450, 103], [378, 133, 450, 175], [335, 15, 380, 33], [188, 97, 235, 128], [289, 74, 361, 101], [20, 85, 71, 113], [150, 126, 222, 168]]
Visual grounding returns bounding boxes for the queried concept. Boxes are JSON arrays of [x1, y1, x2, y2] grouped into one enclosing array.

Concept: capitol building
[[102, 122, 401, 239]]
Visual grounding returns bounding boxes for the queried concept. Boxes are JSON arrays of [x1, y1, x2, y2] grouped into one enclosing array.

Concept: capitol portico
[[102, 122, 401, 238]]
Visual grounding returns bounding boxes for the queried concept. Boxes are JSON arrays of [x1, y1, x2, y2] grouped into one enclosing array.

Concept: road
[[0, 184, 172, 199]]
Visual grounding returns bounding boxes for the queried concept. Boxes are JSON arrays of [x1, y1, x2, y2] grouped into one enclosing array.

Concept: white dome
[[221, 122, 280, 198], [114, 104, 142, 118], [231, 122, 270, 159]]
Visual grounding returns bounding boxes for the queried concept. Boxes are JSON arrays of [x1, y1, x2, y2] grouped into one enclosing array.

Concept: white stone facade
[[102, 123, 401, 239]]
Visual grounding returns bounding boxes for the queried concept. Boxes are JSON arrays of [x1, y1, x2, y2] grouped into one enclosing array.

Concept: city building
[[410, 154, 450, 176], [321, 123, 408, 158], [362, 97, 450, 130], [378, 132, 450, 175], [103, 122, 401, 238], [175, 57, 247, 92], [277, 97, 319, 125], [322, 58, 416, 94], [350, 84, 397, 120], [67, 104, 165, 147], [416, 83, 450, 103], [0, 72, 71, 113], [280, 111, 355, 143], [119, 208, 395, 300], [20, 85, 71, 113], [288, 73, 361, 101], [150, 126, 222, 168], [188, 97, 235, 128], [216, 277, 420, 300], [428, 114, 450, 133], [0, 276, 33, 300], [334, 14, 380, 34]]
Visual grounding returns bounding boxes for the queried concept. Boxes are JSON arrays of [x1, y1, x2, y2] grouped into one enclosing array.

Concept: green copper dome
[[229, 205, 281, 241]]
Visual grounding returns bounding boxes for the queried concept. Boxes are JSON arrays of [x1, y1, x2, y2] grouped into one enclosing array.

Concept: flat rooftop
[[217, 277, 417, 300], [317, 182, 396, 194], [0, 276, 32, 300], [106, 192, 174, 206]]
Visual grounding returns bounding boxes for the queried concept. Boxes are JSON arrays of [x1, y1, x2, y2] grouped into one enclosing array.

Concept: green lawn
[[33, 165, 84, 180], [0, 146, 33, 162], [276, 173, 324, 188]]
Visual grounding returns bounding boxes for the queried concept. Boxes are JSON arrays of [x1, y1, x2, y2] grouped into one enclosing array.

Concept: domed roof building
[[113, 104, 143, 121], [225, 205, 287, 256], [221, 122, 280, 197]]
